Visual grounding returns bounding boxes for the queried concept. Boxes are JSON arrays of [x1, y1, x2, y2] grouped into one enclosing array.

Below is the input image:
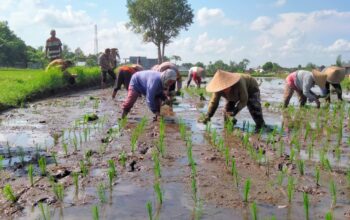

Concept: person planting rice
[[99, 48, 116, 88], [121, 69, 177, 121], [199, 70, 269, 132], [153, 61, 182, 96], [283, 69, 327, 108], [111, 64, 143, 99], [187, 66, 205, 88], [45, 59, 75, 84], [323, 66, 347, 103]]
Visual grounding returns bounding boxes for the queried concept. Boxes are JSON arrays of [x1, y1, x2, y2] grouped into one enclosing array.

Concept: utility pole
[[94, 24, 98, 63]]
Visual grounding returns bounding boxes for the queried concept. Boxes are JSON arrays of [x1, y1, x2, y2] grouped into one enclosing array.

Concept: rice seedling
[[297, 159, 305, 176], [118, 117, 128, 132], [287, 176, 294, 203], [19, 147, 25, 165], [28, 164, 34, 187], [107, 159, 116, 176], [325, 211, 333, 220], [53, 183, 64, 202], [179, 119, 187, 140], [303, 192, 309, 220], [250, 201, 258, 220], [97, 183, 107, 204], [191, 171, 198, 202], [231, 158, 239, 187], [334, 146, 341, 161], [0, 155, 3, 171], [72, 172, 79, 193], [92, 205, 99, 220], [80, 160, 88, 177], [153, 151, 161, 179], [146, 201, 153, 220], [62, 143, 68, 157], [51, 152, 58, 166], [346, 169, 350, 187], [154, 181, 163, 205], [84, 150, 92, 165], [278, 141, 285, 157], [225, 118, 234, 133], [119, 151, 127, 167], [39, 202, 51, 220], [130, 133, 138, 154], [205, 122, 211, 134], [307, 144, 313, 160], [108, 168, 116, 189], [73, 134, 78, 152], [329, 180, 336, 207], [211, 129, 217, 146], [243, 178, 251, 203], [83, 127, 88, 142], [276, 167, 287, 186], [324, 158, 332, 172], [289, 148, 295, 163], [38, 156, 47, 176], [158, 135, 166, 158], [93, 99, 99, 109], [242, 132, 250, 147], [2, 184, 17, 203], [315, 166, 320, 186]]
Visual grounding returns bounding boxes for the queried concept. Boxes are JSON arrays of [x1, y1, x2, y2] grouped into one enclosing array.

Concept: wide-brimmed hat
[[323, 66, 346, 84], [311, 69, 327, 89], [206, 70, 241, 93]]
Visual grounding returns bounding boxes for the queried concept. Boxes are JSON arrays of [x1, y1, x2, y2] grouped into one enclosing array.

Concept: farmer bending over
[[153, 62, 182, 96], [99, 48, 116, 88], [112, 64, 143, 99], [187, 66, 205, 88], [46, 59, 75, 84], [283, 69, 327, 108], [323, 66, 346, 103], [121, 69, 177, 121], [199, 70, 269, 132]]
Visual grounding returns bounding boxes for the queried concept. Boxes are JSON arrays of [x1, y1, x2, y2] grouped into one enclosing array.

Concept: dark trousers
[[114, 70, 132, 92], [325, 82, 342, 102], [101, 70, 116, 83]]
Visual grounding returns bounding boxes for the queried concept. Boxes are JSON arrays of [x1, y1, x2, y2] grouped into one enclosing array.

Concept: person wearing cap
[[99, 48, 116, 88], [112, 64, 143, 99], [323, 66, 346, 103], [187, 66, 205, 88], [154, 62, 182, 95], [45, 30, 62, 61], [121, 69, 177, 121], [200, 70, 268, 132], [283, 69, 327, 108], [45, 58, 76, 84]]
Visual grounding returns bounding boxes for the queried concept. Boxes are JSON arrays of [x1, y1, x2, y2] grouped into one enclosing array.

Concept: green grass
[[341, 77, 350, 91], [0, 67, 100, 109]]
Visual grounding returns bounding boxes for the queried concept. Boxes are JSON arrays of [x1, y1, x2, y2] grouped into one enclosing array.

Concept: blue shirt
[[130, 70, 165, 113]]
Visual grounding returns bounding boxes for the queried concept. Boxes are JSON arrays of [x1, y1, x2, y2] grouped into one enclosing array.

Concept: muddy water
[[1, 78, 350, 220]]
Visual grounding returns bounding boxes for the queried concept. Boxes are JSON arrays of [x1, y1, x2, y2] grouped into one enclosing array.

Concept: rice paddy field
[[0, 75, 350, 220]]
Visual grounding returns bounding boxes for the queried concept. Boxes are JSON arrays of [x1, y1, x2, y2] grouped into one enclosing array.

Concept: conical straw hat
[[131, 64, 144, 71], [206, 70, 241, 93], [324, 66, 346, 84], [311, 69, 327, 89]]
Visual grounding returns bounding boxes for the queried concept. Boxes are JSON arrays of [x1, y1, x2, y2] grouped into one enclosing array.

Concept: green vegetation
[[2, 184, 17, 203], [146, 201, 153, 220], [28, 164, 34, 187], [53, 183, 64, 202], [0, 155, 3, 171], [39, 202, 51, 220], [243, 178, 251, 203], [303, 192, 309, 220], [38, 156, 47, 176], [250, 201, 258, 220], [0, 67, 100, 109], [92, 205, 99, 220]]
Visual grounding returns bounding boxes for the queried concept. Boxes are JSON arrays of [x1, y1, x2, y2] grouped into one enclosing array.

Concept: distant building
[[344, 65, 350, 75], [129, 56, 158, 70]]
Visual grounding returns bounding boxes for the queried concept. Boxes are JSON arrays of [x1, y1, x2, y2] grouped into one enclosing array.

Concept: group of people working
[[109, 61, 347, 132]]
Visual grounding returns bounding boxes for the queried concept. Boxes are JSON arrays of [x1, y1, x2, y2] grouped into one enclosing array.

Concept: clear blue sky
[[1, 0, 350, 67]]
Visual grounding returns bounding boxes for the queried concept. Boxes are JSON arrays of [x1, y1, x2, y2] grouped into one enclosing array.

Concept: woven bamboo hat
[[324, 66, 346, 84], [311, 69, 327, 89], [206, 70, 241, 93]]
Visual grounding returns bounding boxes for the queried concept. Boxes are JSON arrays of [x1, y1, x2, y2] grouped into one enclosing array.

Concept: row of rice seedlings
[[153, 150, 161, 179], [107, 160, 117, 188], [243, 178, 251, 203], [72, 172, 79, 194], [80, 160, 89, 177], [97, 183, 107, 204], [119, 151, 127, 168], [329, 180, 337, 208], [130, 117, 148, 153]]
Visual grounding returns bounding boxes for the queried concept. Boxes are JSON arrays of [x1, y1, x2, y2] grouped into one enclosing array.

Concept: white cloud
[[251, 16, 272, 31], [196, 7, 238, 27], [274, 0, 287, 7], [326, 39, 350, 53], [194, 32, 233, 54]]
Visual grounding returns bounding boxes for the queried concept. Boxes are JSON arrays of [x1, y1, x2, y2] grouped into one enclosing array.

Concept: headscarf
[[160, 69, 177, 88]]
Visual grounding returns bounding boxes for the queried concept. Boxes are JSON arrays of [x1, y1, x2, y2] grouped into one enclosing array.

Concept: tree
[[195, 62, 205, 68], [262, 62, 273, 72], [305, 62, 317, 71], [74, 47, 85, 61], [336, 55, 342, 67], [62, 44, 75, 60], [127, 0, 194, 63], [0, 21, 27, 67], [170, 55, 181, 64], [181, 62, 193, 69]]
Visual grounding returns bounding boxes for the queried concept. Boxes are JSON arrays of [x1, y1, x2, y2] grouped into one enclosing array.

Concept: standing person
[[323, 66, 346, 103], [45, 29, 62, 61], [283, 69, 327, 108], [112, 64, 143, 99], [110, 48, 120, 71], [154, 62, 182, 95], [99, 48, 116, 88], [121, 69, 177, 121], [187, 66, 205, 88], [199, 70, 269, 132]]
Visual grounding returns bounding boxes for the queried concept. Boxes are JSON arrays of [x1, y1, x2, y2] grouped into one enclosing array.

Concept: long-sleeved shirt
[[294, 70, 318, 102], [207, 74, 259, 118], [129, 70, 166, 113], [98, 53, 111, 71]]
